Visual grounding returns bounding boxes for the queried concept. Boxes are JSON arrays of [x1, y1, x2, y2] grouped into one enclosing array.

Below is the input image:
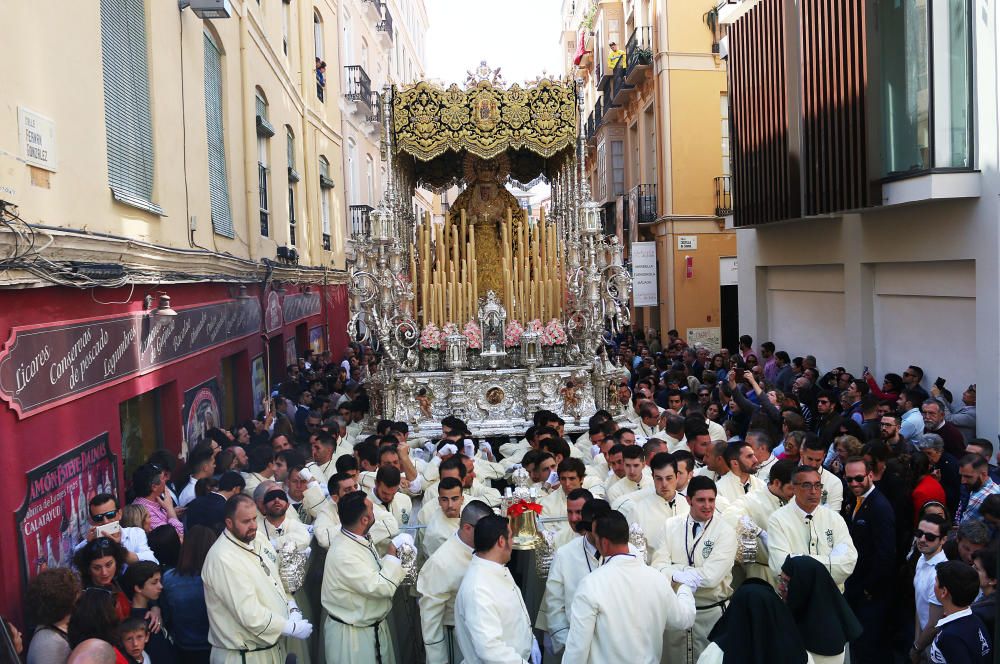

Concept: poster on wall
[[631, 242, 658, 307], [182, 378, 222, 450], [15, 432, 118, 589], [285, 338, 297, 368], [250, 354, 267, 416], [687, 327, 722, 353], [309, 326, 325, 355]]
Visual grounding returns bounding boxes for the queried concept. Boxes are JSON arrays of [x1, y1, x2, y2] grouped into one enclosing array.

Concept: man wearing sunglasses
[[77, 493, 158, 564], [842, 457, 896, 663], [911, 514, 949, 662]]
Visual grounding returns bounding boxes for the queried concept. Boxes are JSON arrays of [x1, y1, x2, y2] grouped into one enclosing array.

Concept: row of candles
[[415, 207, 565, 327]]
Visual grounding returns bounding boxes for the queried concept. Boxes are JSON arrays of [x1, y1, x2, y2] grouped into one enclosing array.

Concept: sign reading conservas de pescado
[[0, 298, 262, 419]]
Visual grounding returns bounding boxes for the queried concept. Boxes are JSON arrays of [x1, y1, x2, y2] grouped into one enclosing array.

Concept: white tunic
[[722, 487, 786, 585], [322, 529, 405, 664], [537, 535, 600, 651], [416, 534, 474, 664], [202, 531, 289, 664], [369, 488, 413, 527], [715, 472, 765, 506], [618, 491, 690, 558], [817, 467, 844, 513], [539, 487, 572, 542], [606, 472, 652, 506], [564, 554, 696, 664], [454, 556, 533, 664], [766, 502, 857, 588], [421, 500, 465, 560], [305, 458, 336, 487]]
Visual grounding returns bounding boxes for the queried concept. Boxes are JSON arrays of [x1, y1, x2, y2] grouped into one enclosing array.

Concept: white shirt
[[817, 467, 844, 513], [537, 535, 600, 651], [650, 515, 738, 604], [715, 472, 765, 505], [564, 553, 696, 664], [914, 549, 947, 629], [416, 534, 474, 664], [618, 491, 689, 558], [454, 556, 534, 663], [755, 455, 778, 484], [177, 476, 199, 507]]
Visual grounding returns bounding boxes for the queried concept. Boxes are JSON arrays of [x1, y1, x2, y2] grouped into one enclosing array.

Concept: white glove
[[671, 570, 704, 591], [392, 533, 415, 549], [287, 598, 302, 620], [530, 637, 542, 664], [759, 530, 769, 548], [281, 619, 314, 640], [408, 474, 424, 493], [463, 439, 476, 457], [298, 467, 314, 483], [437, 443, 458, 457], [424, 442, 437, 456], [479, 441, 494, 460], [301, 546, 312, 559], [830, 543, 849, 558], [546, 470, 559, 485], [591, 444, 601, 458]]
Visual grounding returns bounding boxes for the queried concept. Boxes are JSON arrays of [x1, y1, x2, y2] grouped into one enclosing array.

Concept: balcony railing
[[585, 111, 595, 142], [344, 66, 373, 112], [377, 6, 393, 38], [611, 63, 633, 104], [367, 91, 382, 125], [350, 204, 374, 237], [714, 176, 733, 216], [625, 26, 653, 79], [630, 184, 657, 224]]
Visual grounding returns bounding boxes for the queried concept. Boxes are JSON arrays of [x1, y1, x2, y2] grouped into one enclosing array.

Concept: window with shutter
[[99, 0, 162, 214], [203, 32, 233, 238], [319, 156, 331, 250]]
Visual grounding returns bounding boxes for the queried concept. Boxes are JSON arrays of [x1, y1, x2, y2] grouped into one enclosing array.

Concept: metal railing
[[630, 184, 657, 223], [585, 111, 595, 142], [714, 176, 733, 216], [612, 62, 632, 102], [344, 66, 373, 109], [258, 162, 269, 237], [367, 91, 382, 124], [350, 204, 374, 236], [625, 26, 653, 77], [377, 6, 393, 37]]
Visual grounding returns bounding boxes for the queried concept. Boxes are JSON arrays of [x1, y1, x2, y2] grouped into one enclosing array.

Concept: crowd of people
[[5, 333, 997, 664]]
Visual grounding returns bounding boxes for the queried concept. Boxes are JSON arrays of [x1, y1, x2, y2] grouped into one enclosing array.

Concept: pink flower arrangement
[[527, 319, 544, 334], [463, 320, 482, 350], [442, 322, 459, 338], [419, 323, 443, 350], [504, 319, 524, 348], [542, 318, 567, 347]]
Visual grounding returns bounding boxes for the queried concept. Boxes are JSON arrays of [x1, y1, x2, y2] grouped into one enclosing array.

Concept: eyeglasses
[[845, 474, 867, 484], [794, 482, 822, 492], [91, 510, 118, 523], [914, 530, 941, 542], [816, 400, 831, 405]]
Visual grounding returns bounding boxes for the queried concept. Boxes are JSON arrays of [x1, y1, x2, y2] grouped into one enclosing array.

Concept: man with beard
[[726, 458, 797, 586], [322, 491, 408, 664], [715, 441, 764, 504], [955, 453, 1000, 524], [202, 494, 313, 663]]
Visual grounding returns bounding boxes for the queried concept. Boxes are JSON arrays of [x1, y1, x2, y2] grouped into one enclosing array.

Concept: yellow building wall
[[670, 226, 736, 341], [668, 69, 727, 217], [0, 0, 346, 272], [666, 0, 719, 54]]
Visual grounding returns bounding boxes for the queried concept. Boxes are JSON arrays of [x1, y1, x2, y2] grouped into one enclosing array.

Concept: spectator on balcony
[[607, 42, 626, 70], [315, 58, 326, 89]]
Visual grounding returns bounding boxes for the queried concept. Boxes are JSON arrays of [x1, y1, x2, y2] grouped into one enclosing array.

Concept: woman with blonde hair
[[120, 504, 150, 532]]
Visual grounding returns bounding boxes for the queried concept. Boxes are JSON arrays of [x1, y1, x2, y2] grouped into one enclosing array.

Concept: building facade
[[338, 0, 431, 240], [721, 0, 998, 438], [562, 0, 738, 349], [0, 0, 359, 618]]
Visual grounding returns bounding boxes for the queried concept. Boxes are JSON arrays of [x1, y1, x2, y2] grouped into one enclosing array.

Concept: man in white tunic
[[421, 477, 466, 560], [416, 500, 494, 664], [766, 465, 858, 589], [715, 441, 765, 504], [607, 445, 652, 506], [537, 496, 607, 659], [539, 459, 586, 543], [202, 495, 313, 664], [321, 491, 407, 664], [723, 458, 797, 586], [454, 515, 541, 664], [564, 511, 697, 664], [618, 452, 690, 559], [306, 432, 338, 487], [747, 429, 778, 484], [370, 465, 413, 526], [800, 435, 844, 512], [651, 476, 738, 664]]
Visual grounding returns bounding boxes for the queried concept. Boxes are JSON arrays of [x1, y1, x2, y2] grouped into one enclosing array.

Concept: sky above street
[[425, 0, 564, 86]]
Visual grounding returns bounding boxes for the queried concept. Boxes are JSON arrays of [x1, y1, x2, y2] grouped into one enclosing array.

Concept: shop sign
[[16, 433, 118, 589], [283, 292, 321, 324], [0, 298, 261, 419]]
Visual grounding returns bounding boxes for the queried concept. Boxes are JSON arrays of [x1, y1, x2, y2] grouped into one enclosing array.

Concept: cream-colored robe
[[256, 515, 312, 664], [420, 501, 464, 561], [618, 491, 690, 559], [766, 502, 857, 589], [321, 529, 405, 664], [715, 471, 766, 506], [203, 531, 289, 664], [537, 535, 600, 652], [454, 556, 534, 664], [818, 466, 844, 512], [416, 534, 474, 664], [650, 514, 738, 664], [564, 554, 696, 664], [305, 458, 336, 488], [606, 472, 653, 507], [722, 487, 786, 586]]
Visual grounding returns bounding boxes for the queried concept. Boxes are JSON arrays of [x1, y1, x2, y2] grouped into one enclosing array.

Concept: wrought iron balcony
[[714, 176, 733, 216], [367, 91, 382, 125], [625, 26, 653, 82], [350, 204, 374, 237], [377, 6, 393, 40], [344, 66, 373, 115], [585, 111, 595, 143], [630, 184, 657, 224], [611, 62, 633, 104]]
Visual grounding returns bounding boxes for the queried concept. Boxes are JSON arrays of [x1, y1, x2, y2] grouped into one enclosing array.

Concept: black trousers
[[850, 595, 892, 664]]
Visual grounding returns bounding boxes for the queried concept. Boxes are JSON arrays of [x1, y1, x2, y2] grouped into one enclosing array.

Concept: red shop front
[[0, 280, 348, 623]]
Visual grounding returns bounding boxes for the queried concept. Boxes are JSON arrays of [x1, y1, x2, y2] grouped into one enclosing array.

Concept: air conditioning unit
[[182, 0, 232, 19]]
